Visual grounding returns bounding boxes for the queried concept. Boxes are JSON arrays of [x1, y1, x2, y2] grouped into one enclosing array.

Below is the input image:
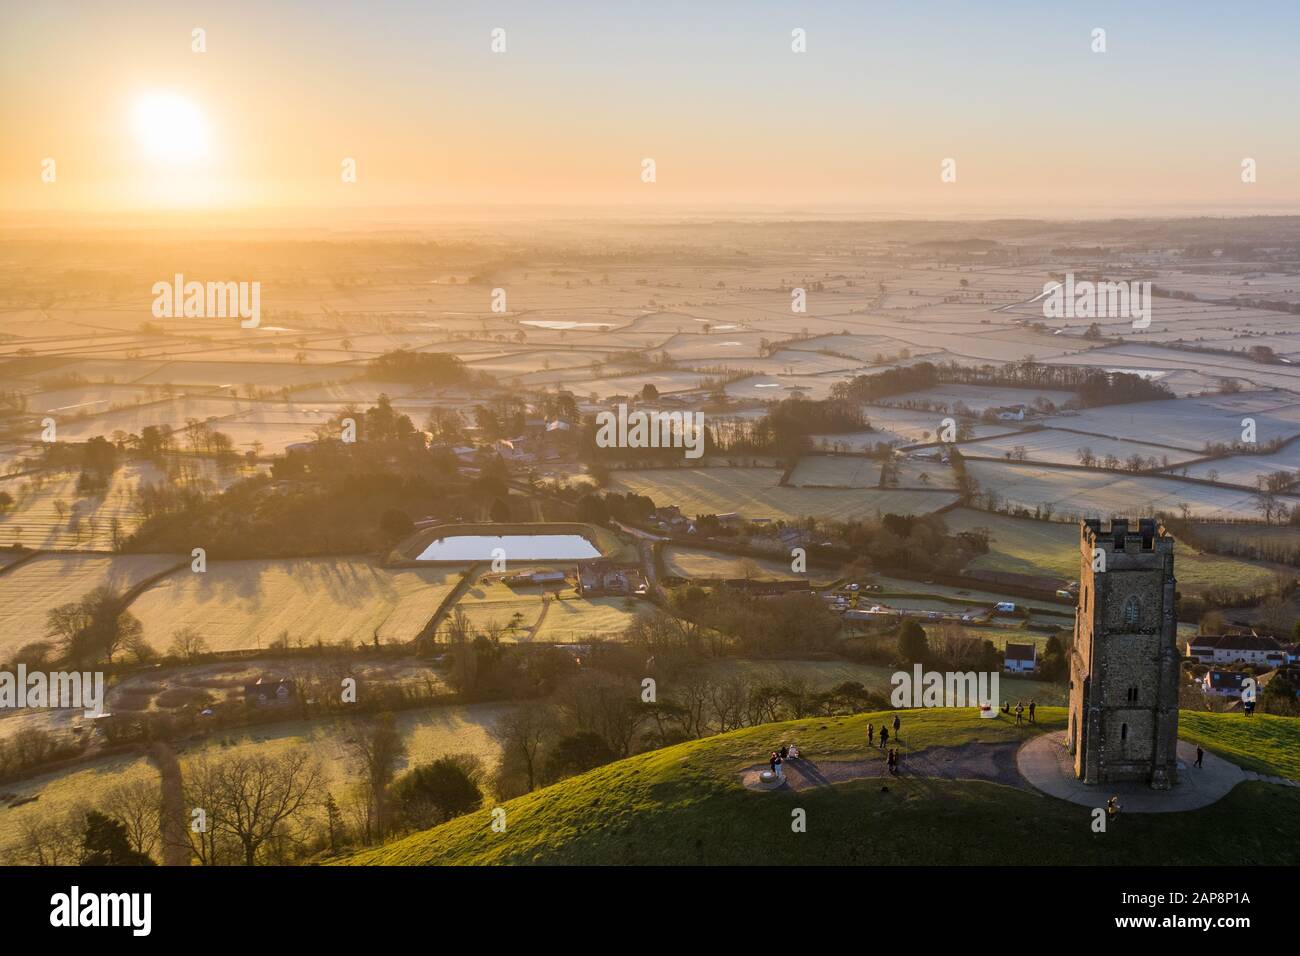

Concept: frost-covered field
[[0, 553, 182, 660], [958, 428, 1200, 467], [607, 466, 958, 521], [963, 460, 1300, 520], [129, 558, 463, 652], [1042, 394, 1300, 452]]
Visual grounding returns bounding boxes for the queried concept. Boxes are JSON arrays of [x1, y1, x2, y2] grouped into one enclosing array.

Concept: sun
[[130, 92, 211, 163]]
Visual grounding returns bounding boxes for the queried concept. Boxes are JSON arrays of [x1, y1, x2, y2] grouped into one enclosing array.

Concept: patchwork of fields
[[5, 223, 1300, 867], [958, 428, 1201, 468], [942, 508, 1282, 594], [606, 467, 958, 521], [962, 459, 1298, 521], [443, 568, 639, 643]]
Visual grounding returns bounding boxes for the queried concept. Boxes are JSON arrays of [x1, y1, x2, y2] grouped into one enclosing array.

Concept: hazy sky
[[4, 0, 1299, 222]]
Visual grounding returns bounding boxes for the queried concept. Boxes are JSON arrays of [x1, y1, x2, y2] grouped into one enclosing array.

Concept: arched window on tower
[[1123, 595, 1140, 628]]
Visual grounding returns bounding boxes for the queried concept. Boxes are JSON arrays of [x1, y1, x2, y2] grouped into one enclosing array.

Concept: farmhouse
[[1003, 642, 1038, 673], [576, 561, 645, 596], [1186, 634, 1288, 666], [650, 505, 695, 533], [244, 678, 297, 708], [1200, 669, 1250, 698]]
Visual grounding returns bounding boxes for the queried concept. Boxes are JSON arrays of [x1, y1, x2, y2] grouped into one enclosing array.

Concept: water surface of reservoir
[[416, 533, 600, 562]]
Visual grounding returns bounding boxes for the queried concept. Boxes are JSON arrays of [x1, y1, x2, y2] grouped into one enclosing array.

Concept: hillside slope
[[341, 708, 1300, 866]]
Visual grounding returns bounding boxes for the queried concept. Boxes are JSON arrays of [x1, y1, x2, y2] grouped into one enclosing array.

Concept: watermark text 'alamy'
[[595, 403, 705, 459]]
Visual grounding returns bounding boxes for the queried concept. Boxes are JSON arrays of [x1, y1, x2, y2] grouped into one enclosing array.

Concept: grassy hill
[[340, 708, 1300, 866]]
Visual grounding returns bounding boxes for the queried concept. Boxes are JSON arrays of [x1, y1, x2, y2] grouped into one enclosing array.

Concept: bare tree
[[183, 748, 323, 865], [348, 713, 406, 841], [706, 676, 750, 733], [7, 804, 87, 866], [491, 702, 554, 793], [101, 778, 162, 860], [552, 672, 649, 757], [168, 626, 209, 661]]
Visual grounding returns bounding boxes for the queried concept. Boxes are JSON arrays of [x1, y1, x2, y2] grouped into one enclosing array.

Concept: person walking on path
[[1195, 745, 1204, 768], [774, 753, 784, 781], [892, 714, 901, 741], [868, 723, 874, 747], [769, 752, 778, 775], [880, 726, 889, 750], [1028, 700, 1036, 723]]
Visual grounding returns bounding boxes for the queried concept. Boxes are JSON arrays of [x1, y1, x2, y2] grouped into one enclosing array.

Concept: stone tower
[[1067, 518, 1180, 790]]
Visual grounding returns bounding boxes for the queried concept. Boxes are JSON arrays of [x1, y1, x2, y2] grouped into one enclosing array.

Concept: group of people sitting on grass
[[767, 743, 800, 780]]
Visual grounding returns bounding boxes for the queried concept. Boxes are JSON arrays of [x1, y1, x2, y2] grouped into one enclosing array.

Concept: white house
[[1003, 642, 1037, 673], [1187, 634, 1286, 666]]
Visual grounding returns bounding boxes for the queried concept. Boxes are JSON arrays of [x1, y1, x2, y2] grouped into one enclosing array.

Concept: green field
[[1179, 712, 1300, 779], [943, 508, 1281, 595], [342, 707, 1300, 866]]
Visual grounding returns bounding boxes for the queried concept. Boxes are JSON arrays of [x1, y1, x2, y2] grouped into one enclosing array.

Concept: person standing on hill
[[892, 714, 901, 741], [868, 723, 874, 747], [1028, 700, 1036, 724], [880, 725, 889, 750]]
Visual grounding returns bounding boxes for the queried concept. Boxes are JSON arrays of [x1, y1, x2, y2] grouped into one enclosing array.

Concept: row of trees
[[2, 725, 487, 866], [832, 360, 1174, 408]]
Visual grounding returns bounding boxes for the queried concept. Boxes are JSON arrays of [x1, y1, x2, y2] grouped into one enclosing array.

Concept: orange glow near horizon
[[4, 2, 1300, 226]]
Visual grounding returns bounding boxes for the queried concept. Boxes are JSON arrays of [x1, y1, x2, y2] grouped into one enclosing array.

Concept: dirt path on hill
[[529, 596, 552, 638], [741, 742, 1028, 792]]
